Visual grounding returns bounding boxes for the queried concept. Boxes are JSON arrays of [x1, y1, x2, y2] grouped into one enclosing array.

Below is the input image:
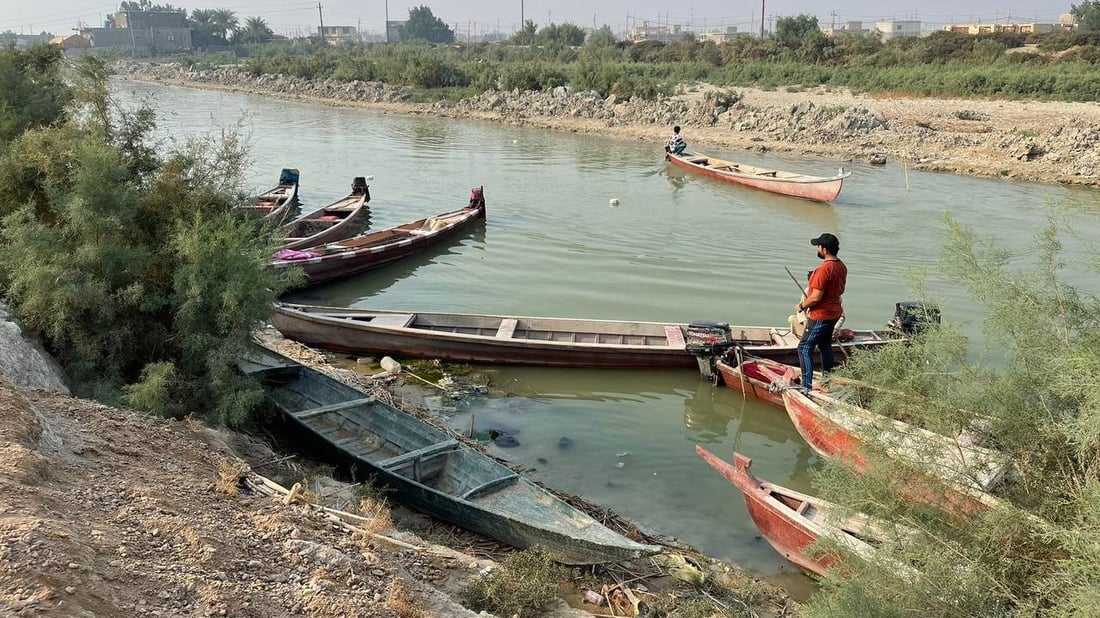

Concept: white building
[[874, 20, 921, 42]]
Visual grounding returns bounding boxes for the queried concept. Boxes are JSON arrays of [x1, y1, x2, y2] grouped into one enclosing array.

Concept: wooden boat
[[270, 303, 899, 369], [275, 177, 372, 251], [272, 187, 486, 288], [240, 168, 301, 225], [696, 446, 878, 576], [666, 151, 850, 202], [781, 389, 1011, 516], [239, 343, 662, 565], [715, 355, 823, 408]]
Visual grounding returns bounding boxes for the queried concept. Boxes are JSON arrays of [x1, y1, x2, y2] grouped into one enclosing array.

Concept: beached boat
[[269, 304, 899, 369], [715, 355, 823, 408], [696, 446, 878, 576], [275, 177, 372, 251], [238, 343, 661, 565], [666, 152, 850, 202], [240, 168, 301, 225], [272, 187, 486, 288], [781, 389, 1010, 516]]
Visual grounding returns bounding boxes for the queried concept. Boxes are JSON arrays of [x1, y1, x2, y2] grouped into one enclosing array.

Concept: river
[[118, 79, 1099, 597]]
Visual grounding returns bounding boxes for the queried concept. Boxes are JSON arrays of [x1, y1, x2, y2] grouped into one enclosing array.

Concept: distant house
[[80, 10, 191, 55], [320, 25, 358, 44], [629, 21, 684, 43], [700, 26, 749, 43], [823, 21, 870, 37], [943, 22, 1068, 35], [49, 34, 91, 50], [874, 20, 921, 42], [385, 20, 405, 42]]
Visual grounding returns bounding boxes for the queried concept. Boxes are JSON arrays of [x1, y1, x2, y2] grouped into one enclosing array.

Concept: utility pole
[[830, 10, 837, 30], [317, 2, 325, 45], [384, 0, 389, 42], [521, 0, 525, 29], [760, 0, 765, 38]]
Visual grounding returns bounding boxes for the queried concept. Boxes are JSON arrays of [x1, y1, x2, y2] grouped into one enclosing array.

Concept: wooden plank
[[495, 318, 518, 339], [296, 397, 375, 420], [460, 473, 519, 500], [664, 326, 686, 349], [377, 439, 460, 469], [368, 313, 415, 328]]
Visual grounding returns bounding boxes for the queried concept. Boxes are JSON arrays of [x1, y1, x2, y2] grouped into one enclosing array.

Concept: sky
[[5, 1, 1071, 39]]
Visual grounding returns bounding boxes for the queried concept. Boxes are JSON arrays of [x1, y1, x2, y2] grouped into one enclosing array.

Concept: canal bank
[[120, 61, 1100, 187]]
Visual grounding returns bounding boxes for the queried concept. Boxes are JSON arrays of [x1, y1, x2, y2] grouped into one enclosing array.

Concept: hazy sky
[[7, 1, 1070, 38]]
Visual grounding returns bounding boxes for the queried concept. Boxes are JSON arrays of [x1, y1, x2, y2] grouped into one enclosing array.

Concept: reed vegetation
[[168, 26, 1100, 101]]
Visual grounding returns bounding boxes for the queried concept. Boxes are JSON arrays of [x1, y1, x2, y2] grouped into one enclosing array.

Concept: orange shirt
[[807, 259, 847, 320]]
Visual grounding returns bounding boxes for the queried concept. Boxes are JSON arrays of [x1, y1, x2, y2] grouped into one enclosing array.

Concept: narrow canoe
[[239, 343, 662, 565], [275, 177, 371, 251], [272, 187, 486, 288], [781, 389, 1011, 516], [666, 152, 850, 202], [270, 303, 899, 369], [241, 168, 301, 225], [695, 446, 878, 577], [715, 356, 822, 408]]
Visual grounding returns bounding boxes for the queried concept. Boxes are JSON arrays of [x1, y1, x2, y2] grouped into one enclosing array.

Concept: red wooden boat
[[272, 187, 485, 288], [715, 356, 825, 408], [781, 389, 1010, 516], [275, 176, 371, 251], [695, 446, 878, 576], [666, 151, 850, 202]]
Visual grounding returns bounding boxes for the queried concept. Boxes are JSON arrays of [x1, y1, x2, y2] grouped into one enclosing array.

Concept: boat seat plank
[[368, 314, 415, 328], [664, 326, 686, 349], [460, 473, 520, 500], [495, 318, 518, 339], [377, 439, 460, 469], [295, 397, 375, 420]]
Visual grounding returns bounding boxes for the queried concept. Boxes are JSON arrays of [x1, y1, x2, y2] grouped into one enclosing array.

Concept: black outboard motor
[[469, 186, 485, 208], [887, 301, 941, 335], [685, 321, 734, 381], [351, 176, 371, 201]]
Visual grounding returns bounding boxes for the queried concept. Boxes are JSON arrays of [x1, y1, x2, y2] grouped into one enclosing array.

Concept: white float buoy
[[512, 139, 518, 144], [608, 198, 620, 208], [380, 356, 402, 375]]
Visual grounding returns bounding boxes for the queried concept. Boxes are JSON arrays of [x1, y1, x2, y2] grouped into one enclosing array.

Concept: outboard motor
[[887, 301, 941, 335], [469, 186, 485, 208], [351, 176, 371, 201], [685, 321, 734, 381], [278, 168, 300, 186]]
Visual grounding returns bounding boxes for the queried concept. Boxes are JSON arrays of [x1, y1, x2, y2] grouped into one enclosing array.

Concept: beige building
[[629, 21, 683, 43], [49, 34, 91, 50], [874, 20, 921, 42], [942, 22, 1070, 35], [699, 26, 749, 43], [320, 25, 358, 44]]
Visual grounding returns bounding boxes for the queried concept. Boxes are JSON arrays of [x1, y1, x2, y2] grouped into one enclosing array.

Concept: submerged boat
[[781, 389, 1011, 516], [241, 168, 301, 225], [271, 187, 486, 288], [275, 176, 372, 251], [666, 151, 850, 202], [270, 304, 899, 369], [240, 343, 660, 565], [696, 446, 879, 576]]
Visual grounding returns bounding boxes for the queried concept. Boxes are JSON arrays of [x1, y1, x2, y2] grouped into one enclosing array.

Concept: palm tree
[[239, 17, 273, 44], [209, 8, 238, 45], [187, 8, 217, 49]]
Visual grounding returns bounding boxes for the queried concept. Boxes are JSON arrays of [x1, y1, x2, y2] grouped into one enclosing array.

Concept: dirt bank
[[121, 62, 1100, 187], [0, 331, 792, 616]]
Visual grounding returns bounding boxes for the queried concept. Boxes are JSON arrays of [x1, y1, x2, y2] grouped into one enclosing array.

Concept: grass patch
[[460, 546, 564, 617]]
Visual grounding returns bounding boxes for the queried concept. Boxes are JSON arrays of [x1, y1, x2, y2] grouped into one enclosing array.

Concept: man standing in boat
[[664, 126, 687, 155], [795, 233, 847, 394]]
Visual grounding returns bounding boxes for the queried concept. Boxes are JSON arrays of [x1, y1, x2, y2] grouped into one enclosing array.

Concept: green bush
[[459, 547, 564, 617]]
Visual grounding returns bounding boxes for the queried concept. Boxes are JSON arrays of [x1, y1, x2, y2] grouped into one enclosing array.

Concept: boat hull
[[242, 344, 659, 564], [273, 202, 485, 287], [667, 152, 848, 202], [271, 304, 899, 369], [278, 193, 371, 251]]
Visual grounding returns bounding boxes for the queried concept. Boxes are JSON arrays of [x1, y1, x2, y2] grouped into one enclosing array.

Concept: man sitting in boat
[[664, 126, 687, 155]]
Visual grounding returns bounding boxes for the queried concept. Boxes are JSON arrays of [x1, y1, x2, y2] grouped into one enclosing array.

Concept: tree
[[775, 13, 820, 49], [1072, 1, 1100, 31], [210, 8, 239, 45], [0, 46, 71, 145], [399, 6, 454, 44], [509, 20, 537, 45], [802, 211, 1100, 616], [238, 17, 273, 44], [536, 23, 586, 47], [0, 54, 286, 426], [187, 9, 218, 49]]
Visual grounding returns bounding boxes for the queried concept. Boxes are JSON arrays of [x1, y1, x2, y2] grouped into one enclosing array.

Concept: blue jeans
[[798, 318, 839, 393]]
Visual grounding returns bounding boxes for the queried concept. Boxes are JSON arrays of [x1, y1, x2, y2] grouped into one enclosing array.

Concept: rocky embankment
[[123, 61, 1100, 186]]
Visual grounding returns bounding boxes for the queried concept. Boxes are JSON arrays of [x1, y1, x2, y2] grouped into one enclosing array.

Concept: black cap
[[810, 233, 839, 254]]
